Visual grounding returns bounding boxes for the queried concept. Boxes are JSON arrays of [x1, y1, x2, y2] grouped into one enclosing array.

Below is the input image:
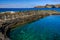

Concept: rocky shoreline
[[34, 4, 60, 8], [0, 10, 60, 40]]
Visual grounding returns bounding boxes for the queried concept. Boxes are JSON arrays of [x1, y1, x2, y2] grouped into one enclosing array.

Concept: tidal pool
[[10, 15, 60, 40]]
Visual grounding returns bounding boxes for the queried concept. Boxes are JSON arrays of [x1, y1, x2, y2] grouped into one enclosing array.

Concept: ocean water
[[10, 15, 60, 40], [0, 8, 60, 12]]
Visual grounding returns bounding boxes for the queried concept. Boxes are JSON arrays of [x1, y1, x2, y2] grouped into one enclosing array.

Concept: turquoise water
[[10, 15, 60, 40]]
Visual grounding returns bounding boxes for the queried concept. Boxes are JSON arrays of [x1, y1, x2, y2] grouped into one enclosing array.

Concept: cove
[[10, 15, 60, 40]]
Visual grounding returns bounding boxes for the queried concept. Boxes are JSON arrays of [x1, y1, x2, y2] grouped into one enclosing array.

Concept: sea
[[0, 8, 60, 12], [0, 8, 60, 40]]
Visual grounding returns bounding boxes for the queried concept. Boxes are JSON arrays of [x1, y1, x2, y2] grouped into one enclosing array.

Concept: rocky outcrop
[[34, 4, 60, 8], [45, 4, 55, 8], [55, 4, 60, 8]]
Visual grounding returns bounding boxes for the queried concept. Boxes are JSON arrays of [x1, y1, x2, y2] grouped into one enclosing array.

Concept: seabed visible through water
[[10, 15, 60, 40]]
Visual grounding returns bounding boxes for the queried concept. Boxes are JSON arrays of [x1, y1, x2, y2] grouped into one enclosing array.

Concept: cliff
[[34, 4, 60, 8]]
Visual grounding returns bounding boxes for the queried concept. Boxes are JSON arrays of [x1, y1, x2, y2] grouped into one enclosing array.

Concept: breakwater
[[0, 10, 60, 40]]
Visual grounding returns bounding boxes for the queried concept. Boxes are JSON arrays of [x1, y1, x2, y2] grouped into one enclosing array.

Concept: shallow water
[[10, 15, 60, 40]]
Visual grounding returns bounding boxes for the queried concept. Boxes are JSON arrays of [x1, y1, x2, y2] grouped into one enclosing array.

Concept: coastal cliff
[[34, 4, 60, 8]]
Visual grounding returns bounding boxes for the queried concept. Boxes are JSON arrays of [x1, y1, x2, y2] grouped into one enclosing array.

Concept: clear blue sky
[[0, 0, 60, 8]]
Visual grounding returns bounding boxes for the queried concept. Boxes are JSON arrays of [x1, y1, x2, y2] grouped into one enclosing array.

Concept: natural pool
[[10, 15, 60, 40]]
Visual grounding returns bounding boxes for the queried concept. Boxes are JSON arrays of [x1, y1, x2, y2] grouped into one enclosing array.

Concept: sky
[[0, 0, 60, 8]]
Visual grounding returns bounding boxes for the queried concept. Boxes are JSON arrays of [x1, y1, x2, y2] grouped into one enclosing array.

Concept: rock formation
[[34, 4, 60, 8]]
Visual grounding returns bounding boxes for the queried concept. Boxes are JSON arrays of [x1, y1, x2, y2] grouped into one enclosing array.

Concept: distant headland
[[34, 4, 60, 8]]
